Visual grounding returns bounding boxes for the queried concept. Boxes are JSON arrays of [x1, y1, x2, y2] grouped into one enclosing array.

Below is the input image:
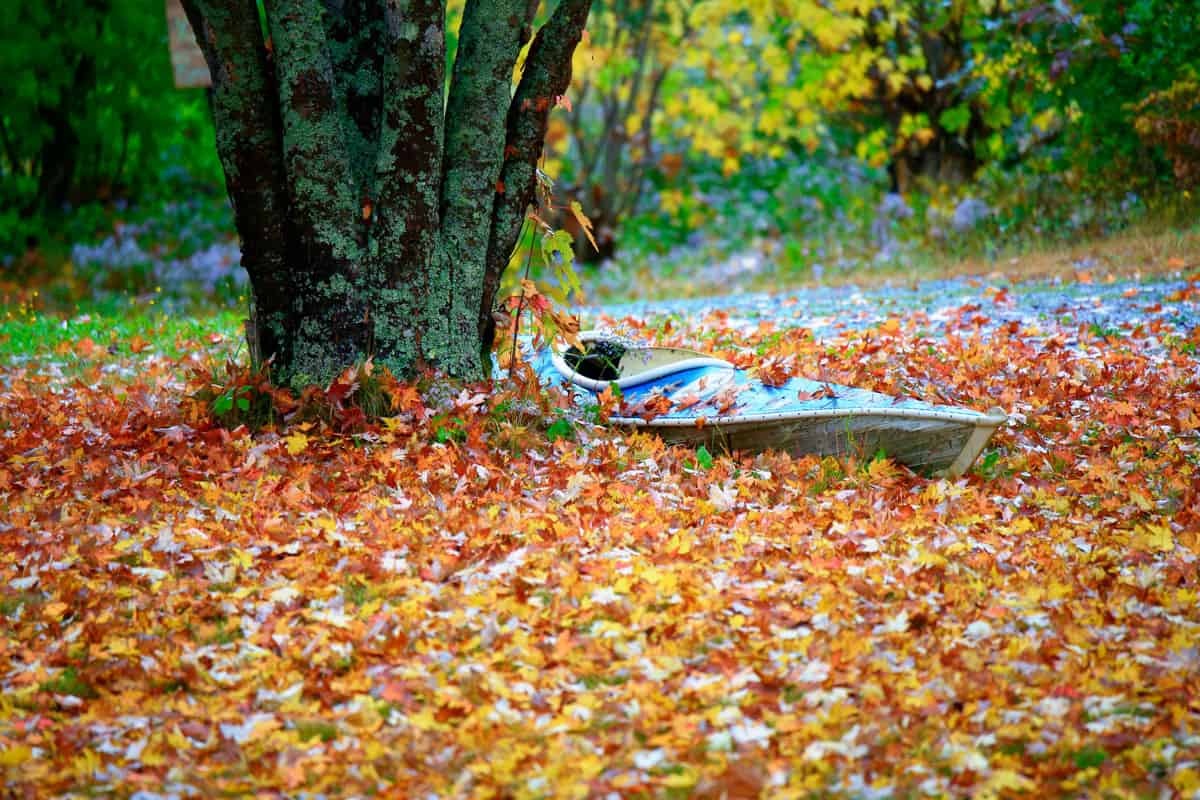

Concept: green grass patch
[[0, 299, 242, 362], [1071, 747, 1107, 769], [295, 720, 339, 743], [39, 667, 98, 699], [0, 592, 41, 617]]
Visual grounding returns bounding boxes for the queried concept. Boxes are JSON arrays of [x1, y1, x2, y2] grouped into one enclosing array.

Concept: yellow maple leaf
[[661, 768, 698, 789], [285, 432, 309, 455], [1136, 522, 1173, 552], [0, 746, 31, 767], [230, 548, 253, 570], [1130, 490, 1155, 511], [568, 200, 599, 254], [978, 769, 1035, 798], [1172, 767, 1200, 795], [140, 744, 166, 767], [166, 726, 190, 752], [916, 550, 947, 569], [42, 601, 69, 620], [666, 531, 693, 555], [408, 708, 441, 731]]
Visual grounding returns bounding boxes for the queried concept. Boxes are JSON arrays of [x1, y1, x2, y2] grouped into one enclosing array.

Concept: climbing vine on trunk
[[181, 0, 591, 385]]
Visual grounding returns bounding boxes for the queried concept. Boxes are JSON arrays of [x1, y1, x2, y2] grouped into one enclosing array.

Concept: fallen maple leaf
[[595, 384, 619, 422], [627, 393, 673, 421], [756, 354, 795, 387], [797, 384, 837, 401], [285, 432, 309, 455]]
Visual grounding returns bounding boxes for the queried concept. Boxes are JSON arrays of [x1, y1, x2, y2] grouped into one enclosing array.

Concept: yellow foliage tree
[[546, 0, 828, 259]]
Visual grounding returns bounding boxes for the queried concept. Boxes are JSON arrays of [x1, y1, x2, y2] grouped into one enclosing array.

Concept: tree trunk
[[890, 138, 978, 194], [35, 108, 79, 213], [183, 0, 591, 385]]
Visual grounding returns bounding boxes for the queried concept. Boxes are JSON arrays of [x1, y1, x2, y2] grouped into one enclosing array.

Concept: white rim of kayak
[[606, 405, 1008, 429]]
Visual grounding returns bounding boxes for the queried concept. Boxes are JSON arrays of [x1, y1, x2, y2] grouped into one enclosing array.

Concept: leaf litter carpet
[[2, 276, 1199, 797]]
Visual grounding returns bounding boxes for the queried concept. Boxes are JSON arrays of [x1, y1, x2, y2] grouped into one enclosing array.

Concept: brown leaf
[[568, 200, 599, 253]]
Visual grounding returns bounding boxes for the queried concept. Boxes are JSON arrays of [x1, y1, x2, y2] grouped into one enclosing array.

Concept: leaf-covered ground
[[2, 275, 1199, 798]]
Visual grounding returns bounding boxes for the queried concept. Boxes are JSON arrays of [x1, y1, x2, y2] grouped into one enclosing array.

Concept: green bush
[[1020, 0, 1200, 188], [0, 0, 222, 252]]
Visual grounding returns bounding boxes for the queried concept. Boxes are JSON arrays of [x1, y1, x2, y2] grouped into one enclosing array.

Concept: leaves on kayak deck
[[756, 354, 797, 387], [623, 391, 675, 421], [1, 277, 1199, 797], [708, 383, 747, 415], [796, 384, 838, 401]]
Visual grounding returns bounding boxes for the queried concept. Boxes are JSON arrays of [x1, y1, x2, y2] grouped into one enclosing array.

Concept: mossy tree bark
[[181, 0, 591, 385]]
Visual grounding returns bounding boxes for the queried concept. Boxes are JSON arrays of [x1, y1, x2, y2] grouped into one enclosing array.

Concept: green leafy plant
[[546, 415, 576, 443], [38, 667, 98, 700], [1020, 0, 1200, 188], [432, 415, 468, 444], [192, 360, 278, 430], [688, 444, 715, 472]]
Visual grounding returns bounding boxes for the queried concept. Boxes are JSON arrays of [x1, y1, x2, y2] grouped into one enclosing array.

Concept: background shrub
[[0, 0, 221, 254]]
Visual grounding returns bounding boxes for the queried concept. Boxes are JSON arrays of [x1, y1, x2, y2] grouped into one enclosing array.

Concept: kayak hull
[[613, 406, 1002, 476]]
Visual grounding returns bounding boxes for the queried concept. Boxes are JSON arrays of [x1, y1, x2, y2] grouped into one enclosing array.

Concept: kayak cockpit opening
[[562, 339, 627, 380], [553, 332, 734, 390]]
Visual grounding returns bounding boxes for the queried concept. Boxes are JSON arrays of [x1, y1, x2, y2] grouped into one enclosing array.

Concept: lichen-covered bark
[[187, 0, 591, 387], [372, 0, 448, 373], [482, 0, 593, 353], [438, 0, 538, 376], [322, 0, 385, 196], [266, 0, 361, 267], [266, 0, 373, 374], [375, 0, 445, 276], [180, 0, 295, 368]]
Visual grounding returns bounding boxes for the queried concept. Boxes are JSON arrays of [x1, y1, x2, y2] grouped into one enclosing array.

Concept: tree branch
[[616, 0, 654, 133], [619, 66, 666, 219], [374, 0, 446, 285], [439, 0, 540, 353], [0, 117, 22, 178], [480, 0, 593, 347], [179, 1, 290, 292], [440, 0, 538, 251], [568, 77, 597, 176], [265, 0, 361, 269]]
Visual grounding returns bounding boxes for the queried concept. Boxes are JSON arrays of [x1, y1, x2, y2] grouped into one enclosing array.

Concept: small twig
[[509, 216, 539, 384]]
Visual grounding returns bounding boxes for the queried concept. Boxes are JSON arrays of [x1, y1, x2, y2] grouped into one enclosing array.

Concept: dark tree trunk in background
[[872, 0, 986, 195], [890, 138, 979, 194], [35, 109, 80, 213], [182, 0, 591, 384], [34, 17, 102, 213]]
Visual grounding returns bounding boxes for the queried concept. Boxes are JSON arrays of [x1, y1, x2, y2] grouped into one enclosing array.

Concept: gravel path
[[586, 275, 1199, 350]]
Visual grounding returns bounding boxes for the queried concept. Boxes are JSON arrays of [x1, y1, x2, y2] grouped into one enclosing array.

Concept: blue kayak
[[534, 331, 1006, 476]]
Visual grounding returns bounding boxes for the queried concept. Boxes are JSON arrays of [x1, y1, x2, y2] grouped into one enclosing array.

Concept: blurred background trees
[[540, 0, 1199, 267], [1022, 0, 1200, 188], [0, 0, 220, 249], [2, 0, 1197, 295]]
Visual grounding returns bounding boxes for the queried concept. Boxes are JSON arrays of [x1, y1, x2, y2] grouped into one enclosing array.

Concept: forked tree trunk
[[181, 0, 591, 384]]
